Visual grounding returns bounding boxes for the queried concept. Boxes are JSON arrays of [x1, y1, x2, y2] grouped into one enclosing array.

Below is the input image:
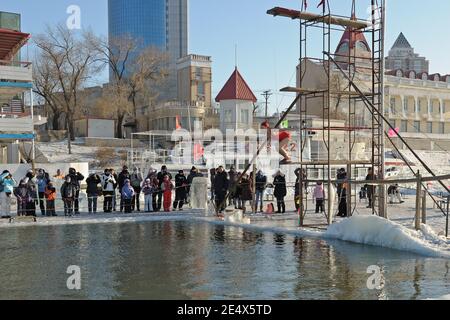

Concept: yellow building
[[145, 54, 216, 131]]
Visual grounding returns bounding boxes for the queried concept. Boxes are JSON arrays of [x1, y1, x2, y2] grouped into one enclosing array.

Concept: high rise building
[[385, 32, 429, 73], [108, 0, 188, 96]]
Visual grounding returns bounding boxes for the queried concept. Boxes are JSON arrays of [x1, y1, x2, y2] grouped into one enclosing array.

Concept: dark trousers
[[338, 198, 347, 216], [152, 193, 158, 211], [315, 199, 324, 213], [74, 190, 80, 214], [132, 187, 141, 211], [157, 190, 163, 211], [88, 194, 98, 213], [103, 191, 114, 213], [123, 198, 132, 213], [276, 197, 286, 213], [17, 201, 28, 216], [64, 199, 74, 216], [173, 189, 186, 210], [26, 201, 36, 217], [38, 192, 46, 215], [173, 199, 184, 210], [215, 191, 226, 213], [46, 200, 56, 216]]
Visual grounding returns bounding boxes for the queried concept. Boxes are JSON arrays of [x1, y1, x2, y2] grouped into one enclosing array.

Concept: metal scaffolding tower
[[268, 0, 387, 225]]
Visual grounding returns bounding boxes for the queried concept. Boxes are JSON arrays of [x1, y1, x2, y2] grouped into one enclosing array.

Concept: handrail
[[0, 112, 30, 117], [303, 173, 450, 186], [0, 60, 32, 67]]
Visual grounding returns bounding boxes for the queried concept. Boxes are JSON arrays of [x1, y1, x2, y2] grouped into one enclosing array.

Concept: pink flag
[[388, 127, 400, 137]]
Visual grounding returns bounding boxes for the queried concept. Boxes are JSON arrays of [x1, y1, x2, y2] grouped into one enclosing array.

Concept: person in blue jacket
[[0, 170, 17, 218], [121, 179, 135, 214]]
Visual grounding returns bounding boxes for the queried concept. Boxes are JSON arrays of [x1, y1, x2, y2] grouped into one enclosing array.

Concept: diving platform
[[267, 7, 370, 30]]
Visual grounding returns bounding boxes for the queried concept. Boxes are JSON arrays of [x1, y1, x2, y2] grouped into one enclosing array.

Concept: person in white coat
[[101, 169, 116, 213]]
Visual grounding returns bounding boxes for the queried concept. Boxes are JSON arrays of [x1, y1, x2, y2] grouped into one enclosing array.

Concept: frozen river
[[1, 220, 449, 300]]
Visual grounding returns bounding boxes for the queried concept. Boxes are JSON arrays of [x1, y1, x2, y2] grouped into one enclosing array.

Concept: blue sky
[[3, 0, 450, 114]]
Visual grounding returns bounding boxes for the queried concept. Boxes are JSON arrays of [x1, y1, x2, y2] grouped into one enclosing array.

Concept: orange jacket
[[45, 187, 57, 201]]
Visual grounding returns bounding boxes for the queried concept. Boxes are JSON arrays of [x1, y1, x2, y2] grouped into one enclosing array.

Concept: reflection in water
[[0, 221, 449, 300]]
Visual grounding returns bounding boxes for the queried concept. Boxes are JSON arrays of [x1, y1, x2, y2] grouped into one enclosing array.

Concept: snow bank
[[425, 294, 450, 300], [224, 210, 251, 225], [325, 216, 450, 258]]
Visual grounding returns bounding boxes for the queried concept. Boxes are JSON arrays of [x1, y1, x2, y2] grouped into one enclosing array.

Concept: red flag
[[317, 0, 325, 8], [176, 115, 182, 130], [193, 143, 204, 161]]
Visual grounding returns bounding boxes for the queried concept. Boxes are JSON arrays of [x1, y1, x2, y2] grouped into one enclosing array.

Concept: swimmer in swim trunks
[[261, 120, 292, 165]]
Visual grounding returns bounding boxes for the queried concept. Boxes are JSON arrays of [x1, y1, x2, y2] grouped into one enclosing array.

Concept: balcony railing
[[0, 59, 32, 82], [0, 113, 33, 132]]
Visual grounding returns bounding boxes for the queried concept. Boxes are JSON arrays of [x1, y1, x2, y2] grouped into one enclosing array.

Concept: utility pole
[[262, 90, 273, 118]]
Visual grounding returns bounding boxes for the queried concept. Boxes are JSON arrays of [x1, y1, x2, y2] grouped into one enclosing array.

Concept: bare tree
[[127, 47, 169, 119], [91, 36, 168, 138], [34, 24, 102, 154], [33, 56, 64, 130], [252, 102, 261, 116]]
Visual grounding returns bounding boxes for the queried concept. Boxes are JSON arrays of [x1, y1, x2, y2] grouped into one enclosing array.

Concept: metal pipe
[[415, 171, 422, 231], [446, 196, 449, 238]]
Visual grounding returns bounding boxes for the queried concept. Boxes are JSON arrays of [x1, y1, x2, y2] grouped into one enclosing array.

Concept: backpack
[[131, 174, 141, 188]]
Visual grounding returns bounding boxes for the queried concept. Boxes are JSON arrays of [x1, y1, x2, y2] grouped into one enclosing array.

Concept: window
[[240, 109, 249, 124], [356, 41, 369, 51], [414, 121, 421, 133], [403, 98, 408, 114], [390, 97, 396, 114], [418, 99, 422, 113], [401, 120, 408, 133], [338, 42, 349, 53], [427, 122, 433, 133], [224, 110, 232, 123], [428, 101, 433, 114], [440, 123, 445, 134], [197, 81, 205, 96]]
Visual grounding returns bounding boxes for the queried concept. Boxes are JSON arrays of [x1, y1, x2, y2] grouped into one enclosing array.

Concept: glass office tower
[[108, 0, 188, 97], [108, 0, 167, 50]]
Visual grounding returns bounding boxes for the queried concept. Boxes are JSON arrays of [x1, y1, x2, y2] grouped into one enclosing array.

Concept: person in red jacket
[[162, 175, 173, 212], [261, 120, 292, 164]]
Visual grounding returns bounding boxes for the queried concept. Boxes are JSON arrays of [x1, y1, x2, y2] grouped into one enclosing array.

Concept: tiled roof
[[215, 68, 257, 103], [335, 14, 370, 53], [0, 28, 30, 61]]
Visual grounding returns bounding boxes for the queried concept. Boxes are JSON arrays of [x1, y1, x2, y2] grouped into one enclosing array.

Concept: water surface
[[0, 221, 449, 300]]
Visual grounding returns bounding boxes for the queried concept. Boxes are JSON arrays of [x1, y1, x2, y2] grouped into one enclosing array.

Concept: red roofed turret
[[215, 67, 257, 103]]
